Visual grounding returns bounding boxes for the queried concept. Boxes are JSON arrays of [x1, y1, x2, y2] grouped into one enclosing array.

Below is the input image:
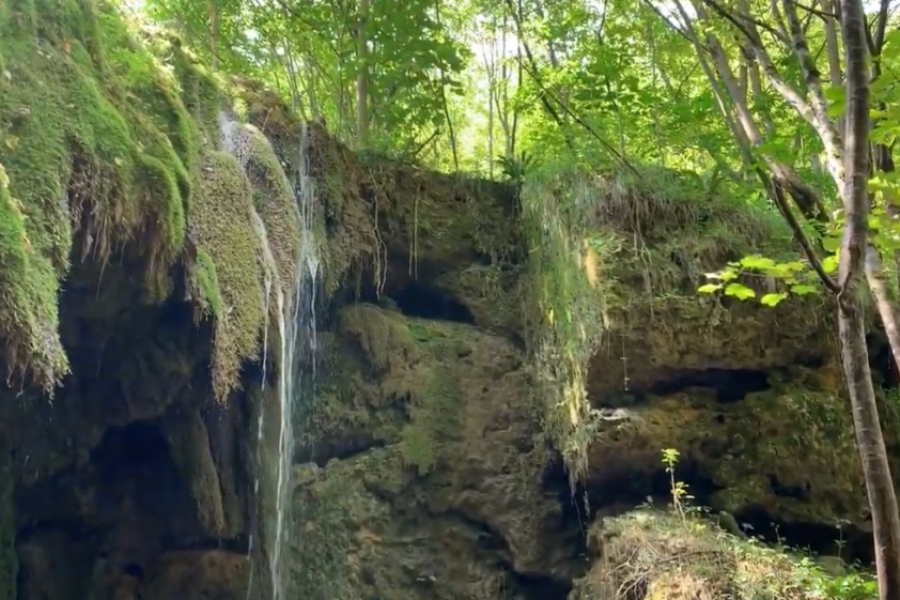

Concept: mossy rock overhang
[[519, 166, 894, 548], [522, 165, 847, 513], [241, 87, 524, 333], [567, 166, 835, 392], [0, 0, 316, 398]]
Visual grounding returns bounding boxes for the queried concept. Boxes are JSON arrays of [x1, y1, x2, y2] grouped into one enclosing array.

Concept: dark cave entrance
[[392, 279, 475, 323], [645, 368, 771, 403], [331, 262, 477, 325]]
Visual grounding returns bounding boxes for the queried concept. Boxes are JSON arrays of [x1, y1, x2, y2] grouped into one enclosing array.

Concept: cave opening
[[391, 280, 475, 323], [581, 456, 724, 521], [332, 271, 477, 325], [645, 368, 771, 403], [507, 570, 573, 600], [89, 420, 170, 472]]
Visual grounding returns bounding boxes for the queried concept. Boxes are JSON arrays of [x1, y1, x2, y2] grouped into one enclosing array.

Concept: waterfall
[[219, 114, 320, 600]]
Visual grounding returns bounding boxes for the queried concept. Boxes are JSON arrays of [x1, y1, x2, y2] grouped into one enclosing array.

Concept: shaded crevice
[[446, 505, 575, 600], [867, 331, 900, 389], [582, 457, 724, 521], [89, 421, 169, 471], [645, 368, 771, 403], [445, 509, 512, 557], [733, 504, 875, 566], [154, 534, 250, 555], [392, 280, 475, 323], [306, 438, 389, 468], [766, 473, 808, 501], [123, 562, 145, 580], [541, 456, 590, 558], [506, 570, 572, 600]]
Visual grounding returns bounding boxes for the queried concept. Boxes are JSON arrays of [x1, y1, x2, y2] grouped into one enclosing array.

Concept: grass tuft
[[575, 509, 876, 600]]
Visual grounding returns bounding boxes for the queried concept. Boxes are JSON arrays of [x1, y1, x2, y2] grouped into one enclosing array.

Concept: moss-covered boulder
[[569, 510, 873, 600]]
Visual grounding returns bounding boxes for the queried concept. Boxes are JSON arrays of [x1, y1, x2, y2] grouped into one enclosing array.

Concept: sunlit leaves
[[724, 282, 756, 300], [761, 292, 788, 307], [698, 254, 824, 308]]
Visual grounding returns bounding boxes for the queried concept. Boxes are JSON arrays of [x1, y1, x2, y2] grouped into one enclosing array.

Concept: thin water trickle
[[219, 113, 320, 600], [270, 119, 320, 600]]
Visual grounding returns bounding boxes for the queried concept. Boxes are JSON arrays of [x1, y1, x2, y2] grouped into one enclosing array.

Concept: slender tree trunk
[[839, 0, 900, 596], [434, 0, 459, 171], [356, 0, 370, 148], [207, 0, 219, 70]]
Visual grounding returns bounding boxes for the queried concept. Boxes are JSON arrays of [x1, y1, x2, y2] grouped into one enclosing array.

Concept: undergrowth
[[576, 449, 876, 600], [585, 448, 881, 600], [585, 507, 877, 600]]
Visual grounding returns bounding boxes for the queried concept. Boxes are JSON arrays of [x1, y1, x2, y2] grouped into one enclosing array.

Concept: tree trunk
[[207, 0, 219, 70], [839, 0, 900, 595], [866, 247, 900, 375], [356, 0, 370, 148]]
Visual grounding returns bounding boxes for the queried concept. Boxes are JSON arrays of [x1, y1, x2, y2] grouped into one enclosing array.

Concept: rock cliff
[[0, 1, 887, 599]]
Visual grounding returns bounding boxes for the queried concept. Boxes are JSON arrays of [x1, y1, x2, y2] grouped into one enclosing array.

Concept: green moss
[[192, 151, 265, 399], [290, 449, 407, 600], [0, 0, 224, 387], [194, 247, 223, 316], [709, 386, 863, 522], [338, 305, 419, 373], [221, 121, 300, 287], [0, 161, 65, 384], [398, 321, 465, 476]]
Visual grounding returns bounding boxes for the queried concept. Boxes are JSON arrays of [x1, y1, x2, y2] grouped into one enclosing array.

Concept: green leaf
[[790, 284, 817, 295], [724, 282, 756, 300], [698, 283, 723, 293], [822, 235, 842, 252], [823, 255, 839, 274], [740, 255, 776, 270], [704, 269, 738, 281], [761, 292, 788, 307], [824, 84, 846, 118]]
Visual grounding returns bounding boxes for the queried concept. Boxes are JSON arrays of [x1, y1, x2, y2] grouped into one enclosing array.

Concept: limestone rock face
[[290, 307, 584, 600], [585, 361, 869, 526], [142, 550, 251, 599]]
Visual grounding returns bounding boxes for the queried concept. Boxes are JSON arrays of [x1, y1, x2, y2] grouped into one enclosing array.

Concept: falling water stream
[[220, 114, 320, 600]]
